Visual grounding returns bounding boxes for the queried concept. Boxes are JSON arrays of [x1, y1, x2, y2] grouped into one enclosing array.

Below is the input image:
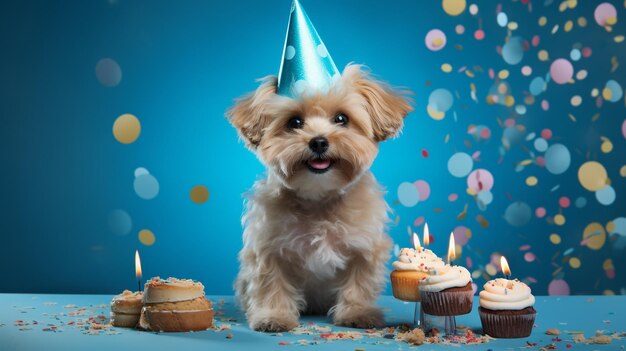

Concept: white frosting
[[419, 264, 472, 292], [479, 278, 535, 310], [392, 248, 446, 272]]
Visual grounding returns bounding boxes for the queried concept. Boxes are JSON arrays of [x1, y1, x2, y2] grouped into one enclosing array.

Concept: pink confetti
[[559, 196, 570, 208], [448, 193, 458, 202], [535, 207, 546, 218]]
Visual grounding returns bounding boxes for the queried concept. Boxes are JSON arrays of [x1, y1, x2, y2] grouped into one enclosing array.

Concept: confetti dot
[[477, 190, 493, 206], [577, 16, 587, 27], [594, 3, 617, 26], [538, 50, 549, 61], [469, 3, 478, 15], [453, 226, 471, 246], [398, 182, 420, 207], [498, 69, 509, 79], [623, 119, 626, 139], [529, 77, 545, 96], [455, 24, 465, 34], [550, 58, 574, 84], [534, 138, 548, 152], [413, 180, 431, 201], [138, 229, 156, 246], [541, 99, 550, 111], [569, 257, 581, 269], [134, 172, 160, 200], [413, 216, 425, 226], [134, 167, 149, 177], [550, 233, 562, 244], [544, 144, 571, 175], [502, 37, 524, 65], [535, 207, 546, 218], [448, 193, 459, 202], [578, 161, 608, 191], [505, 201, 531, 226], [595, 185, 616, 205], [570, 95, 582, 106], [521, 65, 532, 76], [441, 63, 453, 73], [564, 20, 574, 32], [620, 165, 626, 177], [95, 58, 122, 87], [474, 29, 485, 40], [485, 263, 497, 276], [570, 48, 582, 61], [425, 29, 447, 51], [603, 80, 623, 102], [575, 196, 587, 208], [429, 88, 454, 112], [559, 196, 571, 208], [526, 176, 538, 186], [601, 139, 613, 153], [538, 16, 547, 26], [576, 70, 588, 80], [583, 222, 606, 250], [113, 114, 141, 144], [442, 0, 466, 16], [448, 152, 473, 177], [524, 252, 536, 262], [548, 279, 570, 296], [108, 209, 132, 236], [467, 169, 494, 192], [554, 214, 566, 226], [497, 12, 508, 27], [190, 185, 210, 204]]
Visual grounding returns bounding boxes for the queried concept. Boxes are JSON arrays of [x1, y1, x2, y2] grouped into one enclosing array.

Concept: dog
[[227, 64, 413, 332]]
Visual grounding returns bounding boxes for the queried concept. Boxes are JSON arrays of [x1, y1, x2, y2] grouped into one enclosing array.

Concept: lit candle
[[447, 232, 455, 265], [423, 223, 430, 247], [500, 256, 511, 280], [413, 232, 422, 251], [135, 250, 142, 292]]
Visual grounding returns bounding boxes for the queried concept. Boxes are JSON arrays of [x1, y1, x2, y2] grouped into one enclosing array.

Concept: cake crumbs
[[545, 328, 560, 335], [398, 327, 425, 345]]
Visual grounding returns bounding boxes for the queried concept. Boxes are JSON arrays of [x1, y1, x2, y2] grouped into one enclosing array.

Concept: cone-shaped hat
[[277, 0, 340, 98]]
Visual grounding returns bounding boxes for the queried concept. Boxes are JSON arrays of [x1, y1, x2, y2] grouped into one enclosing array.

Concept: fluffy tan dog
[[227, 64, 412, 332]]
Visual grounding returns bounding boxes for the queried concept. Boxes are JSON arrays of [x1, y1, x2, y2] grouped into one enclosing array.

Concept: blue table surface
[[0, 294, 624, 351]]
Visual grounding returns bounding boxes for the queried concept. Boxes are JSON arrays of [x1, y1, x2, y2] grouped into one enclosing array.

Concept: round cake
[[419, 264, 473, 316], [479, 278, 536, 338], [139, 277, 214, 332], [110, 290, 143, 328], [390, 248, 445, 301]]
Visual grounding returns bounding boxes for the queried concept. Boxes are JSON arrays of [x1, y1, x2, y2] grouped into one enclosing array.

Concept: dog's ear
[[226, 76, 277, 149], [344, 65, 413, 142]]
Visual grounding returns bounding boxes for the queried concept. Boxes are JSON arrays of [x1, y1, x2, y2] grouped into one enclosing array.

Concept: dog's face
[[227, 64, 413, 199]]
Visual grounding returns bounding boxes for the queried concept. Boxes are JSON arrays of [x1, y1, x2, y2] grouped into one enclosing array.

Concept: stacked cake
[[138, 277, 214, 332], [110, 290, 143, 328]]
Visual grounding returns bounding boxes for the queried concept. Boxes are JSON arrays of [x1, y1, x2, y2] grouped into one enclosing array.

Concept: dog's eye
[[334, 113, 349, 126], [287, 117, 304, 130]]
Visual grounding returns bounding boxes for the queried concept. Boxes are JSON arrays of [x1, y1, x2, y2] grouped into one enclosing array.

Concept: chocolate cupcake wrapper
[[479, 309, 536, 338], [420, 289, 473, 316]]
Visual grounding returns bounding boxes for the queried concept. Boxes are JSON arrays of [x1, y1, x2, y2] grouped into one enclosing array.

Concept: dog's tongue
[[308, 159, 331, 170]]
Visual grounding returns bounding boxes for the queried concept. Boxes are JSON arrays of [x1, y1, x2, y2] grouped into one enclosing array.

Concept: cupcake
[[110, 290, 143, 328], [139, 277, 214, 332], [419, 264, 473, 316], [479, 278, 536, 338], [391, 248, 445, 301]]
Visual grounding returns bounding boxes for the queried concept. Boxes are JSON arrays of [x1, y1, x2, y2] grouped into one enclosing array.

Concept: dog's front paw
[[249, 311, 299, 332], [333, 305, 385, 329]]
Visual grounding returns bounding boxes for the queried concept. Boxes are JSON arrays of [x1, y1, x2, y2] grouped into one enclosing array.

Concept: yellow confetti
[[600, 137, 613, 153], [615, 35, 625, 43], [538, 50, 549, 61], [583, 222, 606, 250], [539, 16, 547, 26], [554, 214, 566, 226], [112, 114, 141, 144], [576, 70, 587, 80], [578, 161, 608, 191], [591, 88, 599, 97], [441, 63, 453, 73], [138, 229, 156, 246], [564, 20, 573, 32], [507, 22, 518, 31], [498, 69, 510, 79], [427, 105, 446, 120], [526, 176, 538, 186], [603, 258, 614, 270], [570, 95, 582, 106], [519, 159, 533, 166], [442, 0, 466, 16], [550, 233, 562, 244], [606, 16, 617, 26], [190, 185, 210, 204], [602, 87, 613, 100], [569, 257, 581, 269], [620, 165, 626, 177], [465, 70, 475, 78], [577, 16, 587, 27]]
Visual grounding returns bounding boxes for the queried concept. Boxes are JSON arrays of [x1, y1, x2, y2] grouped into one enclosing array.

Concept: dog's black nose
[[309, 137, 329, 154]]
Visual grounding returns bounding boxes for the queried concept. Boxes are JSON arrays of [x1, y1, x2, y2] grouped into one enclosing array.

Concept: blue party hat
[[277, 0, 340, 98]]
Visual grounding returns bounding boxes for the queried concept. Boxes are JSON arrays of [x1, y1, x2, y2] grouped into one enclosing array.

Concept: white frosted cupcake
[[419, 264, 473, 316], [390, 248, 445, 301], [479, 278, 536, 338]]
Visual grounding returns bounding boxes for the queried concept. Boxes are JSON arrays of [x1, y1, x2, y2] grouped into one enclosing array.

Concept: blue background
[[1, 0, 624, 296]]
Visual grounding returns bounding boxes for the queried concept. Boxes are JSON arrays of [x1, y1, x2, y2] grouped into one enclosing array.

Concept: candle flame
[[413, 232, 421, 250], [447, 232, 456, 264], [135, 250, 142, 281], [501, 256, 511, 277], [423, 223, 430, 246]]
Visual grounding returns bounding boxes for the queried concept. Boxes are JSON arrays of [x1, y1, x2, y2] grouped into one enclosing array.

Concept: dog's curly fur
[[227, 64, 413, 332]]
